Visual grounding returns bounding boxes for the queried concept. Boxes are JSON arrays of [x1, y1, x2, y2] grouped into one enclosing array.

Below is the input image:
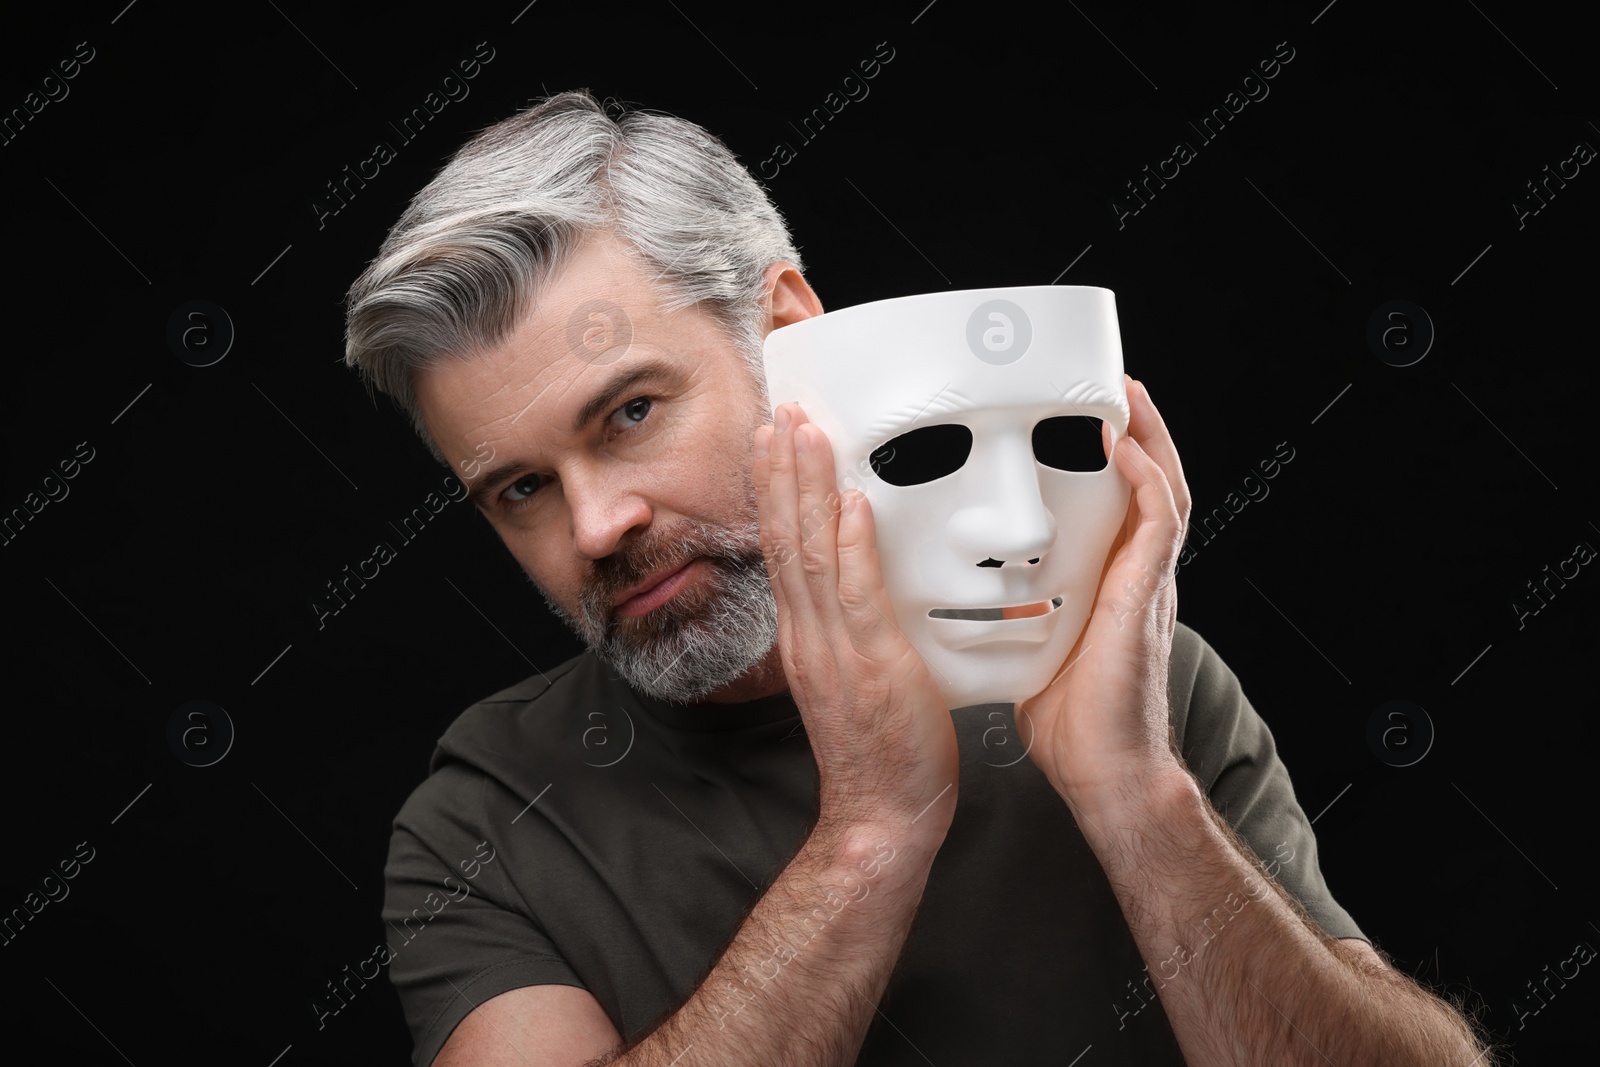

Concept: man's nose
[[565, 469, 652, 561], [945, 431, 1056, 566]]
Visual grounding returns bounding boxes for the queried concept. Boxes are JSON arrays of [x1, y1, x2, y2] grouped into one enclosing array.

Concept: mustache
[[579, 517, 763, 621]]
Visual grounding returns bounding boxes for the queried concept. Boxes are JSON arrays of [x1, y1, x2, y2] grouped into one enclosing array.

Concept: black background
[[2, 0, 1595, 1063]]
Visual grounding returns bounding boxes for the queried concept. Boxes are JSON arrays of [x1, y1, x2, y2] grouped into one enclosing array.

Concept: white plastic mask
[[762, 285, 1132, 709]]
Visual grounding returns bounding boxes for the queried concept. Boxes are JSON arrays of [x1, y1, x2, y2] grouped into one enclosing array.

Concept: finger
[[751, 422, 787, 580], [1123, 375, 1191, 526], [759, 404, 804, 570], [751, 422, 801, 639], [761, 403, 835, 651], [834, 489, 949, 691], [1106, 433, 1183, 610], [1099, 415, 1139, 548], [790, 414, 849, 636], [832, 490, 893, 633]]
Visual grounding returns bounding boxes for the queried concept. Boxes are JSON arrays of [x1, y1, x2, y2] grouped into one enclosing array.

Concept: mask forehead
[[765, 286, 1128, 452]]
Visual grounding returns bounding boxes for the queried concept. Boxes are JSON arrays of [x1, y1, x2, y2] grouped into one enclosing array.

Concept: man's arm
[[1077, 768, 1491, 1065], [434, 818, 942, 1066], [1018, 376, 1494, 1065], [606, 818, 939, 1064]]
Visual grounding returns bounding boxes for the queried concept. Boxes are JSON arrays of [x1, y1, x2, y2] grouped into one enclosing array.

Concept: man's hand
[[1017, 374, 1194, 822], [1010, 377, 1493, 1064], [752, 402, 960, 839]]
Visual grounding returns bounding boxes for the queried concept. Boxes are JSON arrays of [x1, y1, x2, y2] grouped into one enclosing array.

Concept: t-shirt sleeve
[[382, 761, 586, 1067], [1170, 623, 1368, 943]]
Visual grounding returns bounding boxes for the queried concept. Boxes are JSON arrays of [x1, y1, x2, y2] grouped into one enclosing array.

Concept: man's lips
[[613, 558, 702, 618]]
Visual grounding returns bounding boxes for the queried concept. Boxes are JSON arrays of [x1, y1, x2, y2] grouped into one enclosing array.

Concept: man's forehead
[[416, 327, 573, 449], [417, 240, 674, 453], [421, 334, 666, 457]]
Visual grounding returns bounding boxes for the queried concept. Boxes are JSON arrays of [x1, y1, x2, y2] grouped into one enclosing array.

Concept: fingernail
[[753, 426, 770, 458], [775, 406, 791, 432], [794, 425, 809, 454]]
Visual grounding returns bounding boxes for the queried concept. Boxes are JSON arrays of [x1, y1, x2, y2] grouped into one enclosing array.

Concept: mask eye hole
[[1033, 415, 1107, 472], [869, 424, 973, 486]]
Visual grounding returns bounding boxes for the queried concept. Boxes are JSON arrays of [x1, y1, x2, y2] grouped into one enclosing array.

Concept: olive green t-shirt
[[380, 620, 1364, 1065]]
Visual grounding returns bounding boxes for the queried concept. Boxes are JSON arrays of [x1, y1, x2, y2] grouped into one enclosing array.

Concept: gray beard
[[539, 512, 779, 703]]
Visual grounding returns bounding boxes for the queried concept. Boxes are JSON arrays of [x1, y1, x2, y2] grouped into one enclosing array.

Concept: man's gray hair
[[342, 89, 804, 467]]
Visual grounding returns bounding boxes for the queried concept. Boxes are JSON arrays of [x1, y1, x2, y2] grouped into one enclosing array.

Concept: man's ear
[[761, 261, 823, 334]]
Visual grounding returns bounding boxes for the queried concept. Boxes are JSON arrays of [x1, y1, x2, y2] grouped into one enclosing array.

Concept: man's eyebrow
[[465, 458, 530, 510], [568, 358, 684, 436], [463, 358, 687, 509]]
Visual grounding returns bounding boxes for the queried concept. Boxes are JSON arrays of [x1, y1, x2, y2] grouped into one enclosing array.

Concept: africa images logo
[[966, 299, 1032, 366]]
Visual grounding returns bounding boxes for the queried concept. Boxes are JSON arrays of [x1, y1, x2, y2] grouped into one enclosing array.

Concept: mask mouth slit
[[929, 596, 1063, 621]]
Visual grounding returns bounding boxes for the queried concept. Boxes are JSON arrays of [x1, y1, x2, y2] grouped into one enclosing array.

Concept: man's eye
[[616, 396, 652, 425], [501, 474, 544, 505]]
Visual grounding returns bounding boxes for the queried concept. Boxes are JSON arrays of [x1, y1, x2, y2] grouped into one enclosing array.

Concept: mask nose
[[946, 430, 1056, 566]]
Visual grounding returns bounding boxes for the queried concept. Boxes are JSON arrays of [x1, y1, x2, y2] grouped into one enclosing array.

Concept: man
[[346, 90, 1493, 1065]]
